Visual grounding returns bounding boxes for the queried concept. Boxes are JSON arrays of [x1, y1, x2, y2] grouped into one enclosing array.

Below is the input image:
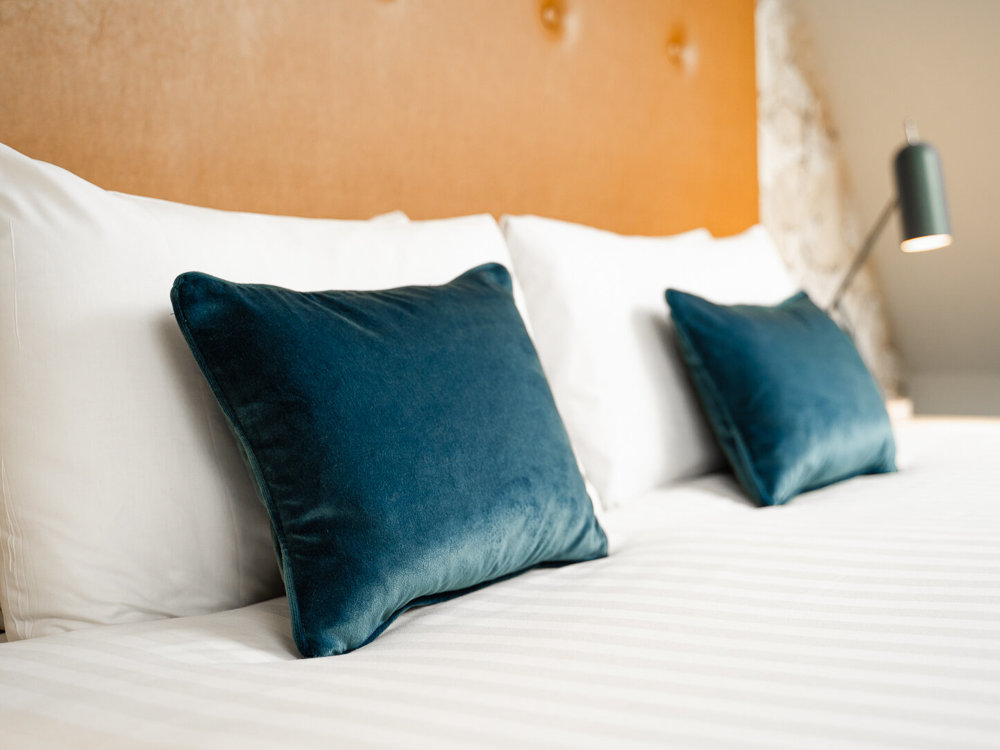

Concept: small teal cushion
[[171, 264, 607, 657], [665, 289, 896, 507]]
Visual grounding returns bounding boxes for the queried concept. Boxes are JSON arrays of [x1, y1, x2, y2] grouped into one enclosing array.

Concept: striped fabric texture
[[2, 418, 999, 749]]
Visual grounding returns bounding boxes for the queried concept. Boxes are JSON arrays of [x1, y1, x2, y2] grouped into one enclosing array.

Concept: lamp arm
[[825, 195, 898, 313]]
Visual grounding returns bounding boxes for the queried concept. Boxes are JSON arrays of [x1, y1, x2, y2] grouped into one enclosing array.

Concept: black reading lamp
[[826, 119, 952, 313]]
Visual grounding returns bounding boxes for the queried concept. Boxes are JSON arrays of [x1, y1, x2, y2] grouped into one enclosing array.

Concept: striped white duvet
[[2, 418, 999, 749]]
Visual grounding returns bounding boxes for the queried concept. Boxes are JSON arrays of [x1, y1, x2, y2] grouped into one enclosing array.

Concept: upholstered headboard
[[0, 0, 756, 236]]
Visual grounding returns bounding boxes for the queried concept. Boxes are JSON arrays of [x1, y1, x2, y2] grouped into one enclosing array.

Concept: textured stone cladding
[[756, 0, 901, 396]]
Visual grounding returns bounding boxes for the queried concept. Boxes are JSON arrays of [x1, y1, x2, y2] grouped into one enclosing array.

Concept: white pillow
[[0, 143, 520, 640], [502, 216, 798, 509]]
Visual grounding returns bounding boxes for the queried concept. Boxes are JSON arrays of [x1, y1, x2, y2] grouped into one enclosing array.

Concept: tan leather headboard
[[0, 0, 756, 236]]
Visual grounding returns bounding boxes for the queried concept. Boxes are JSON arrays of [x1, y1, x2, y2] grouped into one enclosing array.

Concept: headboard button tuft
[[666, 27, 698, 73], [539, 0, 563, 33]]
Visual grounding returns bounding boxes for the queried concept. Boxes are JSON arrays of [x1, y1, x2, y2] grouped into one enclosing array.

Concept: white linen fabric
[[2, 418, 998, 749], [502, 216, 798, 509], [0, 143, 523, 640]]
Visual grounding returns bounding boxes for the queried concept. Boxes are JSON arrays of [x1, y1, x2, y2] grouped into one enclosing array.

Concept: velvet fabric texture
[[171, 264, 607, 657], [665, 290, 896, 507]]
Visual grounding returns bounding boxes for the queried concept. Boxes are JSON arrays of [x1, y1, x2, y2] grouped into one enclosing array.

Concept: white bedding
[[2, 418, 999, 749]]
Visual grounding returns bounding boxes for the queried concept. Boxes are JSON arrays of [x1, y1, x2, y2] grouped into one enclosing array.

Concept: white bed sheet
[[1, 418, 998, 749]]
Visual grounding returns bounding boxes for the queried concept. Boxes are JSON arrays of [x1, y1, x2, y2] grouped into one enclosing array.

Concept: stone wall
[[755, 0, 901, 396]]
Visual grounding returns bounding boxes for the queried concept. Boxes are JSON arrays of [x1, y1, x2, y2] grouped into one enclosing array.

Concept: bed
[[2, 2, 999, 748]]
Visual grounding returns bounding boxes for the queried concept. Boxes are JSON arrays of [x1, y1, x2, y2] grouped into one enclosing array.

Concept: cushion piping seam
[[670, 303, 773, 506], [170, 281, 305, 649]]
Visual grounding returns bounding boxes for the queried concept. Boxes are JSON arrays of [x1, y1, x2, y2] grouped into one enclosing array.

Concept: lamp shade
[[894, 141, 952, 252]]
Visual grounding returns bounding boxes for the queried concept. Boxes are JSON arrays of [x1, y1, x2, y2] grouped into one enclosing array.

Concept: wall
[[791, 0, 1000, 416], [755, 0, 901, 396]]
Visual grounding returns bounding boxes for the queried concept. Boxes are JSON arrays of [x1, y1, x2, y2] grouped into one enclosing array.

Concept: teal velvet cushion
[[665, 289, 896, 507], [171, 264, 607, 657]]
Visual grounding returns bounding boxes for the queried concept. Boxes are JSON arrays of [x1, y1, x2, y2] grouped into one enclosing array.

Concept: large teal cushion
[[171, 264, 607, 657], [665, 289, 896, 507]]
